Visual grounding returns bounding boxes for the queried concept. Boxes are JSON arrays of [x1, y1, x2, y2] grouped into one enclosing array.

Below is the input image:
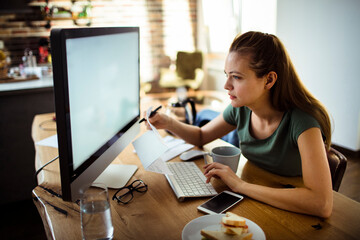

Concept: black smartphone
[[197, 191, 244, 214]]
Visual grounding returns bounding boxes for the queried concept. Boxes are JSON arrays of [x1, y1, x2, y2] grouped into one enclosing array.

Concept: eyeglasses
[[112, 179, 148, 204]]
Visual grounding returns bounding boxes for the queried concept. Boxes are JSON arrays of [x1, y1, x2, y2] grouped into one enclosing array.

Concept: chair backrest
[[327, 147, 347, 191], [176, 51, 203, 79]]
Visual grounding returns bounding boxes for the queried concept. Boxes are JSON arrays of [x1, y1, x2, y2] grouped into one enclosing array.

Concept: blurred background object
[[0, 40, 11, 79], [159, 51, 204, 90]]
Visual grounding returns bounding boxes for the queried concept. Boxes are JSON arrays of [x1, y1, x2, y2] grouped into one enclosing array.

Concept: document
[[132, 106, 170, 174], [146, 158, 173, 175], [132, 130, 168, 169], [160, 136, 194, 162], [132, 107, 195, 175]]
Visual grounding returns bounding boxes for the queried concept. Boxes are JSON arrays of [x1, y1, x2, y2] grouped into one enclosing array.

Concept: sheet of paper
[[163, 135, 185, 148], [132, 130, 168, 169], [160, 143, 194, 162], [133, 107, 196, 174], [145, 106, 165, 143], [35, 134, 58, 148], [146, 158, 173, 175], [132, 106, 169, 173]]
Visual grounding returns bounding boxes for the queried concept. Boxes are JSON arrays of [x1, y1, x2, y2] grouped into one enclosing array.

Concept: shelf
[[29, 1, 92, 6], [44, 16, 93, 20], [34, 0, 93, 28]]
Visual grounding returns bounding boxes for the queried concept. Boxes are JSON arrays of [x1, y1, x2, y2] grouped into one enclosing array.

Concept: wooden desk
[[32, 110, 360, 239]]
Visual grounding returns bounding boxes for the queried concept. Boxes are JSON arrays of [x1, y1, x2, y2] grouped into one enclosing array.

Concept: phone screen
[[199, 191, 243, 214]]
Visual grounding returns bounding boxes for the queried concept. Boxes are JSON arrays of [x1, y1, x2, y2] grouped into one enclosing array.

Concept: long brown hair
[[229, 31, 332, 149]]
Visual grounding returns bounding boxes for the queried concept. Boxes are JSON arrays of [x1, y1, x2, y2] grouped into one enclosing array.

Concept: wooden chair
[[327, 147, 347, 191]]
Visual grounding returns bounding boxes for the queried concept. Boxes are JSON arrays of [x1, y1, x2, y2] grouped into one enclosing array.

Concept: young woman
[[145, 31, 333, 218]]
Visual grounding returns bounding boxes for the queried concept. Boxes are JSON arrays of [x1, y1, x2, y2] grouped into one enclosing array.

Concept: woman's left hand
[[203, 162, 244, 193]]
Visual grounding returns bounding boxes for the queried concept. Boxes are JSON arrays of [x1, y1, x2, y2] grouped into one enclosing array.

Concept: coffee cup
[[210, 146, 241, 172]]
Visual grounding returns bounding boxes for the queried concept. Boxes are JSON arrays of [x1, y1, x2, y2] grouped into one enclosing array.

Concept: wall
[[196, 0, 236, 92], [276, 0, 360, 151], [199, 0, 360, 152], [0, 0, 198, 83]]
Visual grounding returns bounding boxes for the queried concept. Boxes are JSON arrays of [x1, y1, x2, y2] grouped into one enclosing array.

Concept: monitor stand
[[95, 164, 138, 189]]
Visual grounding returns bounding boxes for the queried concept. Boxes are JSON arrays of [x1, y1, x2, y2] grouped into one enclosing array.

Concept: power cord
[[34, 155, 59, 182]]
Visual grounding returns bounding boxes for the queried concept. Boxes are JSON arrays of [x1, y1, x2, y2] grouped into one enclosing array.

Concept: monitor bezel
[[51, 27, 140, 201]]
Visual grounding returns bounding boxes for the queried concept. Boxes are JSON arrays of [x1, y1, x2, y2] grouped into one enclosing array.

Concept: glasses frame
[[112, 179, 148, 204]]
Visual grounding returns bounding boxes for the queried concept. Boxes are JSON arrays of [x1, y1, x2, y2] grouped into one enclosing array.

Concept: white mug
[[210, 146, 241, 172]]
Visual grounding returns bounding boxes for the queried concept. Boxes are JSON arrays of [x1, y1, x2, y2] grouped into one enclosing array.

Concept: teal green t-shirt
[[223, 105, 321, 176]]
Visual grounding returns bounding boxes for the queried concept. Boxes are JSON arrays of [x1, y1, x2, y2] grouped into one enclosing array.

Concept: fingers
[[203, 162, 225, 174], [142, 111, 157, 121], [147, 113, 160, 127], [142, 111, 160, 129], [205, 168, 225, 183], [205, 169, 217, 183], [203, 163, 234, 183], [203, 163, 222, 182]]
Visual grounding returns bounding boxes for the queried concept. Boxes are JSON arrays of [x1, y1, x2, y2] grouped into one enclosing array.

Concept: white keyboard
[[165, 162, 217, 201]]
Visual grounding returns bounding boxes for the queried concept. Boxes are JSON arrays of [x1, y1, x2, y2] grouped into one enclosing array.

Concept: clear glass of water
[[80, 183, 114, 240]]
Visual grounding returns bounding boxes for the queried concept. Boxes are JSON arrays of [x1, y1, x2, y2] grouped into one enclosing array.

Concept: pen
[[139, 105, 162, 123]]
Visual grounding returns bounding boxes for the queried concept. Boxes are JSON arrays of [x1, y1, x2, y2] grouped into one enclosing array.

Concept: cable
[[34, 155, 59, 182]]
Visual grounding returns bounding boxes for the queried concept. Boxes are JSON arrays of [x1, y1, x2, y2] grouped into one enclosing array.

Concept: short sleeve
[[291, 109, 321, 143], [222, 104, 237, 126]]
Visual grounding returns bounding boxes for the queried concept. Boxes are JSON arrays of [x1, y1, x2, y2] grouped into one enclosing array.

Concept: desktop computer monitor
[[51, 27, 140, 202]]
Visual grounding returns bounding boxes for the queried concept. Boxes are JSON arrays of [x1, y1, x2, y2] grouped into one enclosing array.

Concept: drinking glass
[[80, 183, 114, 240]]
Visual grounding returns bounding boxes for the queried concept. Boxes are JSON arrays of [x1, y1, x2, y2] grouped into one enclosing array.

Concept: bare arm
[[204, 127, 333, 218], [146, 112, 236, 146]]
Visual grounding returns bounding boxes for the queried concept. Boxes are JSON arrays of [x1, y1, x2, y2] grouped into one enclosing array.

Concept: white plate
[[182, 214, 266, 240]]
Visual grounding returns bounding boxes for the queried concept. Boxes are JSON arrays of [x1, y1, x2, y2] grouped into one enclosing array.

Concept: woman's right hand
[[143, 112, 172, 130]]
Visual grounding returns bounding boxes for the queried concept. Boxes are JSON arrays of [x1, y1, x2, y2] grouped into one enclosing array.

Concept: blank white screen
[[66, 32, 139, 170]]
